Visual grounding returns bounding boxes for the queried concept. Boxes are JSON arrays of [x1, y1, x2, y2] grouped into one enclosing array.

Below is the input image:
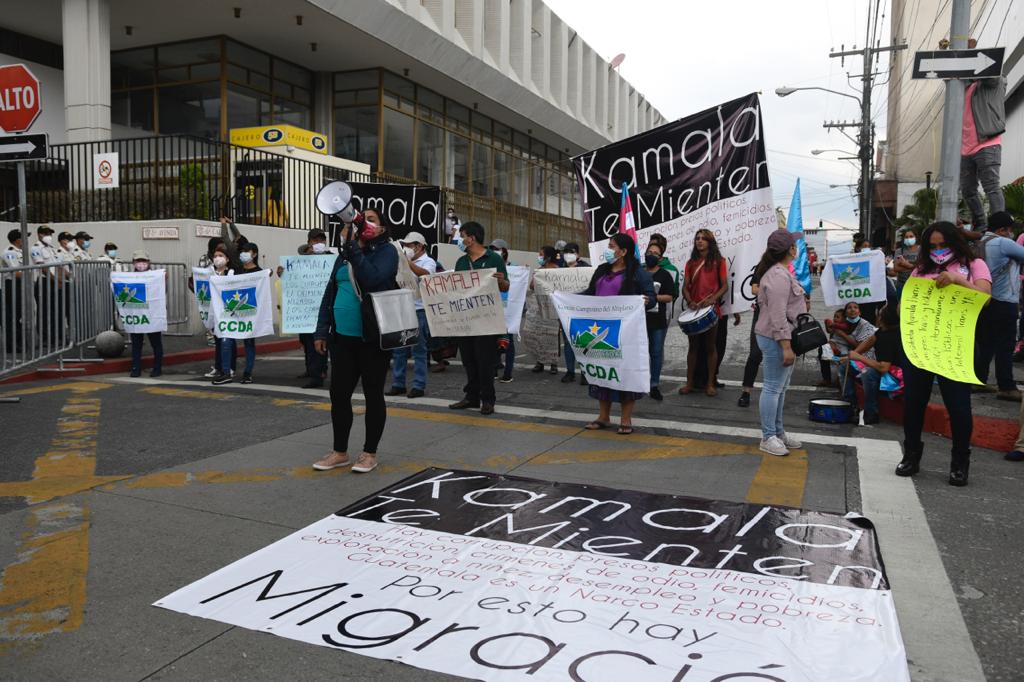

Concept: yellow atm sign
[[229, 125, 328, 155]]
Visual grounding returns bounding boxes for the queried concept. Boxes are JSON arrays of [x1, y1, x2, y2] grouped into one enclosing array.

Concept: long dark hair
[[916, 220, 973, 276], [689, 229, 722, 266], [540, 245, 557, 264], [610, 233, 639, 294], [753, 245, 790, 282]]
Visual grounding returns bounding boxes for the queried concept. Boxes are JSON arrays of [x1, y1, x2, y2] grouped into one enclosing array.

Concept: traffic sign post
[[912, 47, 1004, 80], [0, 63, 42, 133], [0, 133, 47, 161]]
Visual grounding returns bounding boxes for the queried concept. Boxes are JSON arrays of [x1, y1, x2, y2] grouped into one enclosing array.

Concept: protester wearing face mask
[[898, 221, 992, 487], [644, 243, 676, 401], [387, 232, 436, 398], [558, 242, 590, 385], [581, 233, 656, 435], [526, 246, 562, 375], [490, 239, 516, 383], [562, 242, 589, 268], [890, 229, 920, 296], [836, 301, 879, 423], [213, 242, 261, 385], [128, 251, 165, 378], [312, 208, 399, 474], [208, 245, 237, 382], [296, 229, 331, 388]]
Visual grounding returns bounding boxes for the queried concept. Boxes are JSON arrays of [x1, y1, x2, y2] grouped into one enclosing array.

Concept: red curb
[[0, 339, 301, 386]]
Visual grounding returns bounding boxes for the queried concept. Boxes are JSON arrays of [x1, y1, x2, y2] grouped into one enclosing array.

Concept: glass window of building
[[417, 120, 445, 185], [531, 164, 545, 211], [472, 144, 492, 197], [417, 88, 443, 123], [493, 151, 510, 203], [383, 109, 415, 180], [111, 48, 155, 89], [335, 106, 379, 169], [382, 71, 415, 111], [446, 101, 470, 133], [227, 86, 271, 129], [447, 132, 470, 192], [112, 89, 155, 133], [158, 82, 221, 138]]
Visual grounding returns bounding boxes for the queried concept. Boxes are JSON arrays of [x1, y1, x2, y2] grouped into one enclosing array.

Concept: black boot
[[895, 442, 923, 477], [948, 451, 970, 487]]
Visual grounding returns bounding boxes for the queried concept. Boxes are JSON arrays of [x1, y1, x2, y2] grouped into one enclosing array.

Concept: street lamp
[[811, 148, 856, 156], [775, 86, 861, 106]]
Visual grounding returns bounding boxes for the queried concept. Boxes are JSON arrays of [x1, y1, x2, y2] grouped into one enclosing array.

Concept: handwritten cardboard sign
[[279, 255, 335, 334], [900, 277, 989, 384], [532, 267, 595, 319], [421, 268, 506, 337]]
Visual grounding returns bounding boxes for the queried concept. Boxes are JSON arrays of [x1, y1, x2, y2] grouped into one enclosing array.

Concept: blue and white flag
[[209, 269, 274, 339], [111, 270, 167, 334], [788, 179, 812, 295]]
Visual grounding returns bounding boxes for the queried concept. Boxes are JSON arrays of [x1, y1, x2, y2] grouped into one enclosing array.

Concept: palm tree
[[894, 188, 937, 235], [1002, 179, 1024, 223]]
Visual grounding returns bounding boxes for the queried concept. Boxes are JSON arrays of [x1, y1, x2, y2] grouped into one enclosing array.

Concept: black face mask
[[644, 254, 660, 268]]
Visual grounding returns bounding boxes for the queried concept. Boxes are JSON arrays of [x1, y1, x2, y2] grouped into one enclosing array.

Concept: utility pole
[[937, 0, 971, 221]]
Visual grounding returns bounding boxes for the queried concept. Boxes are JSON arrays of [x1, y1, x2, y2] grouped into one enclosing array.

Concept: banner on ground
[[209, 269, 275, 339], [573, 93, 774, 315], [279, 255, 336, 334], [551, 292, 649, 392], [503, 265, 530, 336], [421, 268, 506, 337], [191, 267, 214, 331], [820, 250, 887, 306], [328, 182, 441, 247], [156, 468, 910, 682], [901, 277, 989, 384], [111, 270, 167, 333]]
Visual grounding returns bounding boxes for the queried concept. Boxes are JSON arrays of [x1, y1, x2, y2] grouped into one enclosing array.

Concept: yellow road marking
[[140, 387, 237, 400], [0, 381, 112, 398], [745, 450, 809, 507]]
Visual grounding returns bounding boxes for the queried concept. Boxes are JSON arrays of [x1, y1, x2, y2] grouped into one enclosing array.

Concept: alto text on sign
[[0, 63, 42, 133]]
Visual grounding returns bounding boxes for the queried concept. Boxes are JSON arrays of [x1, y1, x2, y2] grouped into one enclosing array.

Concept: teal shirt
[[332, 265, 363, 337]]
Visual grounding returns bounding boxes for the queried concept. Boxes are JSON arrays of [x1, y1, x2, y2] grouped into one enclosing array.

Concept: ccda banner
[[191, 267, 214, 331], [820, 250, 887, 306], [209, 269, 274, 339], [573, 93, 775, 315], [111, 270, 167, 333], [156, 469, 910, 682]]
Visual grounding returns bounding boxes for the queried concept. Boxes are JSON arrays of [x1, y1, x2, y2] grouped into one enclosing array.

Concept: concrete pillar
[[62, 0, 111, 142]]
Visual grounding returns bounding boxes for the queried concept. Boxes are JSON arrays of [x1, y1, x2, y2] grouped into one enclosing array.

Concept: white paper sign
[[551, 292, 650, 392], [209, 269, 274, 339], [821, 250, 887, 306], [93, 152, 119, 189], [111, 270, 167, 333], [532, 266, 596, 319], [421, 268, 506, 337], [191, 267, 214, 331], [279, 255, 335, 334], [502, 265, 530, 336]]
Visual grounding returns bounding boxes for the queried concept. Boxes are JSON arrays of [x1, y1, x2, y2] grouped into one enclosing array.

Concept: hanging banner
[[551, 292, 649, 392], [820, 250, 887, 306], [279, 255, 336, 334], [209, 269, 275, 339], [111, 270, 167, 333], [156, 468, 910, 682], [532, 267, 597, 319], [421, 268, 506, 337], [328, 183, 441, 247], [900, 277, 989, 384], [191, 267, 214, 331], [503, 265, 530, 336], [573, 93, 774, 315]]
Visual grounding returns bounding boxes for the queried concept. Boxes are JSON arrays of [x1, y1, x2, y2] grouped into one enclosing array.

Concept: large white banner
[[551, 292, 649, 392], [279, 255, 335, 334], [421, 268, 506, 337], [209, 269, 274, 339], [820, 250, 888, 307], [157, 469, 910, 682], [574, 94, 775, 316], [502, 265, 530, 336], [191, 267, 214, 331], [111, 270, 167, 333]]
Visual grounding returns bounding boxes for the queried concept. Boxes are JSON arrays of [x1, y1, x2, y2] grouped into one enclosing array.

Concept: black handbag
[[791, 313, 828, 356]]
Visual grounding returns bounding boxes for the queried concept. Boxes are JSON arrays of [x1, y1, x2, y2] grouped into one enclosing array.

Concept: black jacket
[[315, 237, 399, 342]]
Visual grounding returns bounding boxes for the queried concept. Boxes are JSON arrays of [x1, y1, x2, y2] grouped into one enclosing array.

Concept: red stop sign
[[0, 64, 41, 133]]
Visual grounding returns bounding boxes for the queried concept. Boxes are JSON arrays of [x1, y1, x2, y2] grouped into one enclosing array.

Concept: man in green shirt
[[449, 221, 509, 415]]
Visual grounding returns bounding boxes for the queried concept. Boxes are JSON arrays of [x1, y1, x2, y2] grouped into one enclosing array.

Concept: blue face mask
[[458, 241, 468, 253], [239, 252, 253, 264], [846, 316, 861, 325], [107, 250, 117, 258], [903, 237, 916, 247], [603, 249, 618, 264], [537, 256, 545, 266], [82, 240, 91, 249]]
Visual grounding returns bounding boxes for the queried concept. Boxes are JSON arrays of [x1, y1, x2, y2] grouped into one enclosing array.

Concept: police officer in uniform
[[98, 242, 122, 271], [71, 231, 94, 260], [30, 225, 62, 345], [3, 229, 25, 351]]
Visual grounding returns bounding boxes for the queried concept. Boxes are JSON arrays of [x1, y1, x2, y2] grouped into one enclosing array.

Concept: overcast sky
[[546, 0, 893, 233]]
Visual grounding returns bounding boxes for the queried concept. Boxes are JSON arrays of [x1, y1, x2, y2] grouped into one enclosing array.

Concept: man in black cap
[[71, 231, 94, 261], [974, 211, 1024, 400]]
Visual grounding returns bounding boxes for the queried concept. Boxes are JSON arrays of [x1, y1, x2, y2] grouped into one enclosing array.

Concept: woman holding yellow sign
[[898, 221, 991, 487]]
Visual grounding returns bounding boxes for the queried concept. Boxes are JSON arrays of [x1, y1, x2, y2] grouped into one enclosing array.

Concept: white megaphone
[[315, 181, 359, 223]]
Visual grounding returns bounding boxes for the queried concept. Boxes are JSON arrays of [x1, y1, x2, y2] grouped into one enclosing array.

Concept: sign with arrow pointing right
[[912, 47, 1004, 80], [0, 133, 47, 161]]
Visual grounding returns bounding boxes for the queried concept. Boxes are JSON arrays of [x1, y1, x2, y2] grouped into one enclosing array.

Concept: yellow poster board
[[900, 277, 989, 384], [229, 125, 328, 155]]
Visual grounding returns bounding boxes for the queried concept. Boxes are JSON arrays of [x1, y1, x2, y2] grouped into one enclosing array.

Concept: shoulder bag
[[791, 313, 828, 356]]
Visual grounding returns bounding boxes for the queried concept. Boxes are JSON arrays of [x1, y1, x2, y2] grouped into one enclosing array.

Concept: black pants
[[329, 334, 389, 454], [3, 280, 23, 350], [459, 335, 499, 404], [903, 361, 973, 468], [300, 333, 326, 378], [974, 299, 1018, 390], [742, 306, 762, 388], [130, 332, 164, 371], [693, 318, 727, 388]]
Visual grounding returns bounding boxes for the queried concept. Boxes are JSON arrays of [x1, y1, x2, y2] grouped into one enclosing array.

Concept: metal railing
[[0, 135, 373, 232], [1, 260, 114, 378], [151, 262, 191, 335]]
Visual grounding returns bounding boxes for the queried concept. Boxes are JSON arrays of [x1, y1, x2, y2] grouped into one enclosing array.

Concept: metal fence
[[1, 260, 115, 378], [150, 262, 191, 335], [0, 135, 373, 231]]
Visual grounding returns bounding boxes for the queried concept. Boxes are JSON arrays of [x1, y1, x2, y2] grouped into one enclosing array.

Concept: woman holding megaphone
[[311, 208, 398, 474]]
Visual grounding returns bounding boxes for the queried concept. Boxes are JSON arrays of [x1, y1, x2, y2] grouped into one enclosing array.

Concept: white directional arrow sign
[[912, 47, 1005, 80], [0, 133, 47, 160]]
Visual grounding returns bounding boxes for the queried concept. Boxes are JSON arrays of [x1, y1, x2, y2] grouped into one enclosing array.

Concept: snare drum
[[677, 306, 718, 336], [808, 399, 855, 424]]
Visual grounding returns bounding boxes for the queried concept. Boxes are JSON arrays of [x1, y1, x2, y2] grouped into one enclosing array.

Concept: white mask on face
[[311, 242, 327, 254], [403, 246, 416, 259], [41, 235, 53, 246], [213, 255, 228, 268]]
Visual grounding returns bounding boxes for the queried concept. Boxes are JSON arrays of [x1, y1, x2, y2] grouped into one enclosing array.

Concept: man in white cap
[[386, 232, 437, 398]]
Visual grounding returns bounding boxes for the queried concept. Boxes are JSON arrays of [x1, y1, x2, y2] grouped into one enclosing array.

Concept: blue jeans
[[221, 338, 255, 376], [563, 331, 577, 376], [647, 326, 666, 388], [756, 334, 795, 439], [391, 309, 429, 390], [214, 336, 237, 373], [843, 364, 881, 417]]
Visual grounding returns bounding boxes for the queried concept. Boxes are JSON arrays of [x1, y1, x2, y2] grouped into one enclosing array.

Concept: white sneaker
[[779, 432, 802, 449], [759, 436, 789, 457], [352, 453, 378, 473], [203, 367, 218, 378], [312, 452, 351, 471]]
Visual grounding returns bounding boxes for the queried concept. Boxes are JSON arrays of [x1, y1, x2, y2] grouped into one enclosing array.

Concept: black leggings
[[329, 334, 389, 454], [742, 306, 762, 388]]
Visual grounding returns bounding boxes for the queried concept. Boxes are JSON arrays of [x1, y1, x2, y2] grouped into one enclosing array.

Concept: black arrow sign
[[912, 48, 1005, 80], [0, 133, 48, 161]]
